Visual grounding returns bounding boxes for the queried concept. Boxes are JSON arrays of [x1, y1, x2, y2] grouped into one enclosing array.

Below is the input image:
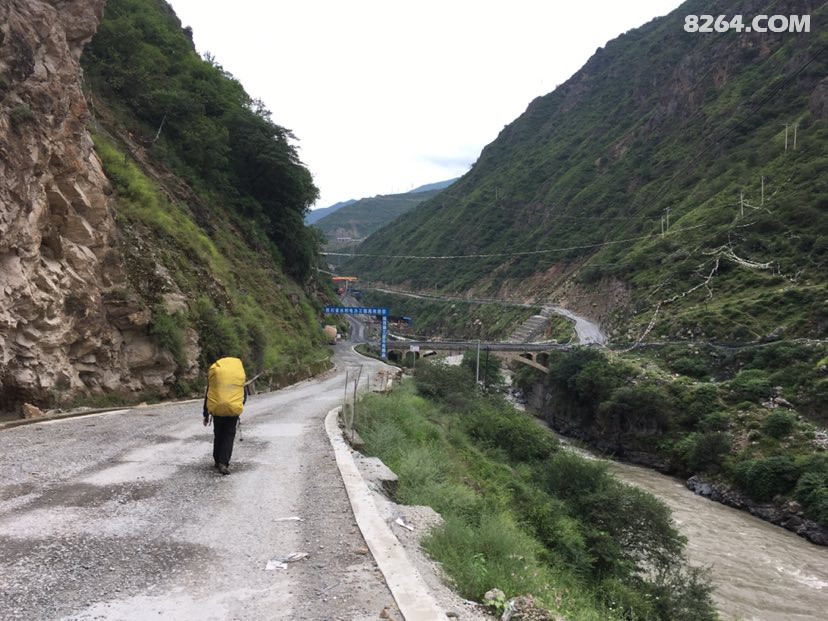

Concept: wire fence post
[[342, 369, 350, 434], [352, 365, 363, 443]]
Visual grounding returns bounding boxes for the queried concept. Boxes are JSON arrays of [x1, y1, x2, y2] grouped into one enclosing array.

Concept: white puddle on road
[[0, 504, 157, 539], [81, 441, 203, 485], [254, 423, 306, 438], [60, 585, 293, 621], [81, 461, 178, 485]]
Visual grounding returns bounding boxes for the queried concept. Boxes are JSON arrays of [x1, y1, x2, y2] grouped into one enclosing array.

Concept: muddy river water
[[562, 438, 828, 620]]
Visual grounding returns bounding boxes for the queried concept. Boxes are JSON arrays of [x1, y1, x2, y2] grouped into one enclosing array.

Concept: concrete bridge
[[384, 340, 581, 373]]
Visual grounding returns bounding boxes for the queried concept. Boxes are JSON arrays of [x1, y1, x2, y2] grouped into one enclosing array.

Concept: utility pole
[[475, 340, 481, 385], [793, 124, 798, 150], [665, 207, 670, 233], [740, 191, 744, 217], [661, 217, 664, 237], [761, 176, 765, 206], [783, 123, 789, 151]]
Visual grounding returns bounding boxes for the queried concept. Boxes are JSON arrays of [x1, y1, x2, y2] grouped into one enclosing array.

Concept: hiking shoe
[[218, 464, 230, 475]]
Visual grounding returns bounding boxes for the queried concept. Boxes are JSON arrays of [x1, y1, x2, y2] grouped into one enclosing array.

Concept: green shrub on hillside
[[547, 348, 623, 408], [674, 382, 720, 429], [679, 432, 732, 473], [598, 384, 672, 432], [461, 350, 504, 392], [728, 369, 772, 402], [763, 410, 795, 439], [794, 455, 828, 525], [538, 451, 685, 576], [149, 305, 187, 367], [667, 355, 710, 379], [191, 296, 244, 366], [414, 361, 476, 406], [796, 474, 828, 525], [701, 411, 730, 432], [463, 400, 558, 462], [734, 456, 800, 502]]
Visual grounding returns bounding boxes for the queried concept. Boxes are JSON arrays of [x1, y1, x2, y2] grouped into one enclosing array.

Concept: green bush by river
[[355, 362, 716, 620], [515, 342, 828, 529]]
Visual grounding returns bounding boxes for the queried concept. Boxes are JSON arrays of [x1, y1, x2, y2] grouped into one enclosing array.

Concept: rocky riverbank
[[685, 475, 828, 546], [544, 412, 828, 547]]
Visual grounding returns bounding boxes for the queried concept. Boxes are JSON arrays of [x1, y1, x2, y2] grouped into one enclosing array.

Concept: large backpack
[[207, 357, 246, 416]]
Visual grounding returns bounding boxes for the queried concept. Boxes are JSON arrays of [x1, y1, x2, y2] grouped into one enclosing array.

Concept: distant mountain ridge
[[306, 177, 456, 225], [410, 178, 458, 193], [313, 189, 442, 246], [305, 199, 356, 225], [311, 178, 457, 247]]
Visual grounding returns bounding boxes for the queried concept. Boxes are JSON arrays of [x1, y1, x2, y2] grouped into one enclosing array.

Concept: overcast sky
[[166, 0, 684, 208]]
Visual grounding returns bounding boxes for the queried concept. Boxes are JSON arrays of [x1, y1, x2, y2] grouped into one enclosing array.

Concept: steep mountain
[[0, 0, 329, 414], [313, 187, 446, 245], [347, 0, 827, 344], [305, 198, 356, 225]]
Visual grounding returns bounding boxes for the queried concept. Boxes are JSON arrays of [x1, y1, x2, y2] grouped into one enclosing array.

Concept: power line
[[322, 223, 705, 260]]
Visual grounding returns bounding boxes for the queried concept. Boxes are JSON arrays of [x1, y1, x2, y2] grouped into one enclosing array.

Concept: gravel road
[[545, 306, 607, 345], [0, 344, 401, 621]]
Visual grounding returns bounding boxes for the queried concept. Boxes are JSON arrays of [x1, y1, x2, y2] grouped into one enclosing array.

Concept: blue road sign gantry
[[323, 306, 391, 359]]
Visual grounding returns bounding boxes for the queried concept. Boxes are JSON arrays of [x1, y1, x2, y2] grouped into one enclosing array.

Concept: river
[[559, 436, 828, 621]]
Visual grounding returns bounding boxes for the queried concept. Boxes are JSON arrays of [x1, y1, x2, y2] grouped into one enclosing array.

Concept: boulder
[[501, 595, 557, 621], [484, 589, 505, 605], [21, 402, 44, 419]]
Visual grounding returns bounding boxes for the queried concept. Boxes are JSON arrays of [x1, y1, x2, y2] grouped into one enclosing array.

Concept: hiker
[[202, 356, 249, 475]]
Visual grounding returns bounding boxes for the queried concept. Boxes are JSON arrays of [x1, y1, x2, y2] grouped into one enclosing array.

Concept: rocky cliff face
[[0, 0, 187, 411]]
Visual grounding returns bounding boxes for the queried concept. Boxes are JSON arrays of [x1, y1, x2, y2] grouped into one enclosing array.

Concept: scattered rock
[[502, 595, 554, 621], [771, 396, 794, 409], [21, 403, 44, 419], [484, 588, 505, 604]]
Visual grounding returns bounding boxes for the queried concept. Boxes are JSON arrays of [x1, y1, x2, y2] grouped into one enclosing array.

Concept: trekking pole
[[238, 418, 243, 442]]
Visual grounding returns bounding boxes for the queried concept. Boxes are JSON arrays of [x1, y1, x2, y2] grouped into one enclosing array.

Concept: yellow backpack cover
[[207, 357, 246, 416]]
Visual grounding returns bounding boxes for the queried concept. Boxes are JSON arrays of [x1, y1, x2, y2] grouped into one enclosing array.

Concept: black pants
[[212, 416, 238, 466]]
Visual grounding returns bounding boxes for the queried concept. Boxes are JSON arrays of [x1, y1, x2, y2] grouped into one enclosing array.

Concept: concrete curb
[[0, 398, 202, 432], [324, 406, 448, 621]]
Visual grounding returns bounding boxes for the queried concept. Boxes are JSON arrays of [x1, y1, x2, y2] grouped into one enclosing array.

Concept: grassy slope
[[356, 368, 716, 621], [81, 0, 331, 393], [93, 132, 329, 389], [346, 0, 827, 342]]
